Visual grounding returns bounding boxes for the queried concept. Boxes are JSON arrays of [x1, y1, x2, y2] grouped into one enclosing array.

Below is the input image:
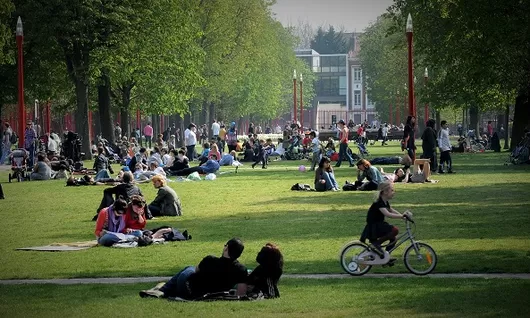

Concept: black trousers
[[439, 150, 452, 171]]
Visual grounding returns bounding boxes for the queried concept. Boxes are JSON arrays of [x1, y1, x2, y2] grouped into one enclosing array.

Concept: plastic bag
[[205, 173, 217, 181], [187, 171, 202, 181]]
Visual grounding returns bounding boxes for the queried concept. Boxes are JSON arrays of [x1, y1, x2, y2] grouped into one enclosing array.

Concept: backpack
[[291, 183, 313, 191], [9, 131, 18, 145]]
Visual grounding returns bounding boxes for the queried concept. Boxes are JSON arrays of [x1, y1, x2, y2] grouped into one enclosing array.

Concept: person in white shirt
[[211, 120, 220, 138], [382, 124, 389, 146], [184, 123, 197, 161], [1, 122, 13, 164], [438, 120, 454, 174], [161, 148, 172, 167]]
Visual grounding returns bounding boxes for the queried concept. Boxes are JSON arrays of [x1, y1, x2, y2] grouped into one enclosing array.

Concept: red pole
[[136, 107, 140, 129], [406, 14, 415, 117], [46, 101, 51, 134], [16, 18, 25, 147], [299, 74, 303, 130], [293, 70, 297, 123], [424, 68, 429, 123]]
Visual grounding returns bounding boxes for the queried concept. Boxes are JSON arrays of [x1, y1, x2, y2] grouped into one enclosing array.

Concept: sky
[[271, 0, 394, 32]]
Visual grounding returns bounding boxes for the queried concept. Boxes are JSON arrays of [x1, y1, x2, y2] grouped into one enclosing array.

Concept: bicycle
[[340, 213, 437, 276]]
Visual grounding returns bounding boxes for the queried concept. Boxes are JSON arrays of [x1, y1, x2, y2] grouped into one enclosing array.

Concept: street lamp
[[424, 67, 429, 123], [406, 13, 415, 117], [293, 70, 297, 124], [299, 73, 303, 130], [16, 16, 25, 148]]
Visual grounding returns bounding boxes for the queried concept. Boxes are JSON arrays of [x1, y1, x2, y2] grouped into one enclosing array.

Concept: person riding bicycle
[[361, 181, 408, 258]]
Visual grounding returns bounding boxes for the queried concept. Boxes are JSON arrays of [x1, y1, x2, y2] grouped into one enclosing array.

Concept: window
[[317, 76, 340, 96], [339, 76, 347, 96], [353, 68, 362, 82], [354, 90, 361, 106]]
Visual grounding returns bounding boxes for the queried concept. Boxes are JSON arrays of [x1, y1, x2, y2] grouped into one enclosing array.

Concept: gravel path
[[1, 273, 529, 285]]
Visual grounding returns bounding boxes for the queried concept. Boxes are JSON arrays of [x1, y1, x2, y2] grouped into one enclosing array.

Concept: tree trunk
[[504, 104, 510, 149], [120, 85, 132, 139], [209, 102, 215, 124], [93, 110, 101, 138], [97, 73, 115, 145], [74, 78, 92, 156], [435, 110, 441, 133], [510, 88, 530, 150], [469, 104, 479, 134], [175, 114, 184, 147]]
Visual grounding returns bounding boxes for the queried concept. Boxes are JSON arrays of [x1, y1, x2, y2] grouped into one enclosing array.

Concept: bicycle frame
[[385, 219, 416, 254]]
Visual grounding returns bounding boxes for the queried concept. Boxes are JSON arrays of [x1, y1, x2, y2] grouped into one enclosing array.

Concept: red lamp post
[[293, 70, 297, 124], [16, 17, 26, 148], [299, 73, 303, 130], [424, 67, 429, 123], [406, 13, 415, 117], [389, 101, 393, 125], [136, 107, 141, 129]]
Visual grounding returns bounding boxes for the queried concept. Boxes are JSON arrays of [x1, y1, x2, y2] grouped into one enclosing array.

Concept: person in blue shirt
[[219, 150, 237, 166], [353, 159, 384, 191], [171, 153, 220, 176]]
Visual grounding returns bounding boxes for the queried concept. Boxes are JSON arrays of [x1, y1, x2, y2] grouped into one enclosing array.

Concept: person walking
[[335, 120, 354, 167], [143, 122, 153, 149], [1, 122, 13, 164], [25, 121, 37, 167], [438, 120, 454, 174]]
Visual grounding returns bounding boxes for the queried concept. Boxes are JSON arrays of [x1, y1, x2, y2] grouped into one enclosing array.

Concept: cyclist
[[361, 181, 407, 257]]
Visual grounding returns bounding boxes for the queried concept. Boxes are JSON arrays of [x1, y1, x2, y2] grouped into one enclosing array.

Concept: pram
[[8, 148, 30, 182], [284, 135, 305, 160], [506, 133, 530, 165], [356, 142, 370, 158]]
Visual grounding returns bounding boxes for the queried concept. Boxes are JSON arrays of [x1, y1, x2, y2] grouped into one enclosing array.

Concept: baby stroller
[[506, 133, 530, 165], [357, 142, 370, 158], [8, 148, 30, 182], [284, 135, 304, 160]]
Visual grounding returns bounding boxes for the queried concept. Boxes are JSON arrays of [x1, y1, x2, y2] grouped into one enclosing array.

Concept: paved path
[[1, 273, 529, 285]]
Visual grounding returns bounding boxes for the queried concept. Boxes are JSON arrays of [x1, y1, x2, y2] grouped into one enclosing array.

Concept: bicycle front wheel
[[403, 242, 437, 275], [340, 242, 372, 276]]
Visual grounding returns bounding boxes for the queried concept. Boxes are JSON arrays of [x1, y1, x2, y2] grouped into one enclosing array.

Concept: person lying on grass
[[94, 197, 139, 247], [314, 156, 340, 192], [381, 166, 430, 184], [168, 153, 220, 177], [361, 181, 409, 259], [140, 238, 248, 299], [243, 243, 284, 299]]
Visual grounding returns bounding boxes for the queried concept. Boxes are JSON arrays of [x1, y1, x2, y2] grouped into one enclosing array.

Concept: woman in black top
[[361, 181, 408, 256], [402, 115, 417, 162], [246, 243, 283, 298]]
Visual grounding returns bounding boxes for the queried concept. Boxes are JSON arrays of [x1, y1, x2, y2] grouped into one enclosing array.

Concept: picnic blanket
[[16, 240, 98, 252]]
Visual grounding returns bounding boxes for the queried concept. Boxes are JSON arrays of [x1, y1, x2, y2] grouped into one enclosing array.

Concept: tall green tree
[[310, 25, 353, 54]]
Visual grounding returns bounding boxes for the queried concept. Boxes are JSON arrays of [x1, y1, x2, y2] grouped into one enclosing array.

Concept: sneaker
[[139, 288, 164, 298], [369, 243, 385, 258]]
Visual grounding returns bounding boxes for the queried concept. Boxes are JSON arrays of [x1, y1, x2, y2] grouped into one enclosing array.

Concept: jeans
[[315, 171, 339, 191], [160, 266, 196, 298], [336, 143, 353, 166], [94, 169, 111, 182], [145, 136, 152, 149], [186, 145, 195, 161], [0, 143, 11, 164], [26, 145, 35, 167], [310, 151, 321, 170], [370, 157, 399, 165], [98, 231, 137, 247]]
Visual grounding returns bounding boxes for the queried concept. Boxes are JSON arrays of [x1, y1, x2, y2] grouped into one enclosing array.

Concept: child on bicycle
[[361, 180, 408, 257]]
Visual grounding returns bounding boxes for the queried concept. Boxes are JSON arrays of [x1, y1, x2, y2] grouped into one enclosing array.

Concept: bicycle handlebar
[[404, 213, 415, 223]]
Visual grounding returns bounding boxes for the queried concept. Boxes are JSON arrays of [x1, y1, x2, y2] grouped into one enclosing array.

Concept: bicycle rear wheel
[[403, 242, 437, 275], [340, 242, 372, 276]]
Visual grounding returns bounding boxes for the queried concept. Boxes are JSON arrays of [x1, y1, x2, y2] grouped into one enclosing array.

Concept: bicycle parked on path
[[340, 212, 437, 276]]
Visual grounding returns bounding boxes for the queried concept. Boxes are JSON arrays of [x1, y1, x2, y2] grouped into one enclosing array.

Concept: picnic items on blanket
[[187, 171, 202, 181], [17, 240, 98, 252], [205, 173, 216, 181]]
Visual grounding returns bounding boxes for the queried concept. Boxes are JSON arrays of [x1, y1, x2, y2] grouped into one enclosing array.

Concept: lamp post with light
[[299, 73, 303, 130], [406, 13, 415, 117], [16, 17, 26, 147], [424, 67, 429, 123], [293, 70, 297, 124]]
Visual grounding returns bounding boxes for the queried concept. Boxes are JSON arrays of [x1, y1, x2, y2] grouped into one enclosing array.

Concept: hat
[[338, 119, 345, 125]]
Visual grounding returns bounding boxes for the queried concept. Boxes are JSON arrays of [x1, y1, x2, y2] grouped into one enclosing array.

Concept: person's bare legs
[[152, 228, 172, 239], [423, 162, 431, 181]]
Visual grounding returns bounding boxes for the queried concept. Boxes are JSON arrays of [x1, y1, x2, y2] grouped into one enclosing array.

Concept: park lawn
[[1, 278, 529, 317], [0, 142, 529, 279]]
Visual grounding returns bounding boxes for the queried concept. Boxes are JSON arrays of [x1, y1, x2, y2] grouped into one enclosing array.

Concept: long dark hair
[[256, 243, 284, 274], [318, 156, 332, 172], [406, 115, 416, 127]]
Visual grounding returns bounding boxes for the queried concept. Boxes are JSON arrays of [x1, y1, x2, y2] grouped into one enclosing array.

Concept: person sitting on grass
[[207, 143, 221, 162], [165, 149, 190, 173], [361, 181, 408, 259], [140, 238, 248, 299], [123, 195, 148, 237], [169, 153, 220, 176], [352, 159, 384, 191], [148, 175, 182, 216], [93, 146, 114, 181], [314, 156, 340, 192], [198, 142, 211, 164], [219, 150, 237, 166], [95, 171, 143, 218], [94, 197, 139, 247], [30, 153, 52, 181], [245, 243, 284, 299]]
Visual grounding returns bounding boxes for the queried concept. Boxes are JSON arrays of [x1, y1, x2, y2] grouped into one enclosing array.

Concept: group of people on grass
[[140, 239, 284, 300]]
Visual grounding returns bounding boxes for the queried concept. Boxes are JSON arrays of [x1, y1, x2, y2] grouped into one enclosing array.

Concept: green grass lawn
[[1, 278, 529, 318], [0, 142, 529, 279]]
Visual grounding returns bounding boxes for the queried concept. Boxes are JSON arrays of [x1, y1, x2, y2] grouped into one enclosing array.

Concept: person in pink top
[[144, 122, 153, 149]]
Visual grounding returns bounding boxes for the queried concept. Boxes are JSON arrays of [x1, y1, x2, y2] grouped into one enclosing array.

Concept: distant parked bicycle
[[340, 212, 437, 276]]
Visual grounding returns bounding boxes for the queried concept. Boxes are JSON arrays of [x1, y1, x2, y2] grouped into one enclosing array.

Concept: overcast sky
[[271, 0, 394, 32]]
